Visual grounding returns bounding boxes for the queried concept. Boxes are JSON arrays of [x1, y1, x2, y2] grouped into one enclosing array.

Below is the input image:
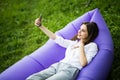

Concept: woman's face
[[77, 24, 88, 40]]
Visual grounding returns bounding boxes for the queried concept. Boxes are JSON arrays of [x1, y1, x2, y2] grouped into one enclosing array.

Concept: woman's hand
[[79, 39, 84, 48], [35, 16, 42, 27]]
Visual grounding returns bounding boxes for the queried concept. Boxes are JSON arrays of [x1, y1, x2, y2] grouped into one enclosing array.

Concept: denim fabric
[[26, 62, 79, 80]]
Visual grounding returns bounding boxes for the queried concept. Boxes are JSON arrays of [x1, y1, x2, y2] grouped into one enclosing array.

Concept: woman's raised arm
[[35, 17, 56, 40]]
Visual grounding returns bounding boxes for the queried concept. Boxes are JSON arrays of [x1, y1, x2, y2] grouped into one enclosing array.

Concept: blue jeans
[[26, 62, 80, 80]]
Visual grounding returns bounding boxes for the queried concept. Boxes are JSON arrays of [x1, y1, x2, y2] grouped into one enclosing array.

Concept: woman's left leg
[[26, 63, 59, 80]]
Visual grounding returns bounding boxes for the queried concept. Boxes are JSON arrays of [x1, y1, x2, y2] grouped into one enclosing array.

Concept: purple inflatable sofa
[[0, 8, 114, 80]]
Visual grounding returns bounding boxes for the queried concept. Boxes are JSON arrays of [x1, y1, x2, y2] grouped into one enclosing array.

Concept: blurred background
[[0, 0, 120, 79]]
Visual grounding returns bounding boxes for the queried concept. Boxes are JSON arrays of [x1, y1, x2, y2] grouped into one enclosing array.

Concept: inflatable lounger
[[0, 8, 114, 80]]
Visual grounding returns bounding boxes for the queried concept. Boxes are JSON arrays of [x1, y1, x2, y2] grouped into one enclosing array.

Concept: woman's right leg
[[26, 63, 59, 80], [46, 63, 80, 80]]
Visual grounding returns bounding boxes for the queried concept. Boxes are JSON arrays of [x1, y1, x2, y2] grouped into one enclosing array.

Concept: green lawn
[[0, 0, 120, 79]]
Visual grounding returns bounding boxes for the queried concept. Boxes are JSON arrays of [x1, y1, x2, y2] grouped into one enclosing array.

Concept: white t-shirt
[[54, 35, 98, 70]]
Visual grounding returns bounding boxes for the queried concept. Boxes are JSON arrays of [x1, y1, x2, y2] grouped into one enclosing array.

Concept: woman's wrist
[[37, 23, 42, 27], [79, 42, 84, 50]]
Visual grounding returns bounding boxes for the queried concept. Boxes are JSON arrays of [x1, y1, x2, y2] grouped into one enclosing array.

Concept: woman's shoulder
[[85, 42, 97, 47], [85, 42, 98, 51]]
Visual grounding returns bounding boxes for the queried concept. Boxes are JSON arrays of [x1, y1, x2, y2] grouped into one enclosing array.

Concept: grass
[[0, 0, 120, 79]]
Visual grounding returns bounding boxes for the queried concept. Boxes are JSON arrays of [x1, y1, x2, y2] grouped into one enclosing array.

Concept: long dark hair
[[71, 22, 99, 45]]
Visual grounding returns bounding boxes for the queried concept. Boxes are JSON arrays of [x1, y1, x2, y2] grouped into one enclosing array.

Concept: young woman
[[26, 17, 99, 80]]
